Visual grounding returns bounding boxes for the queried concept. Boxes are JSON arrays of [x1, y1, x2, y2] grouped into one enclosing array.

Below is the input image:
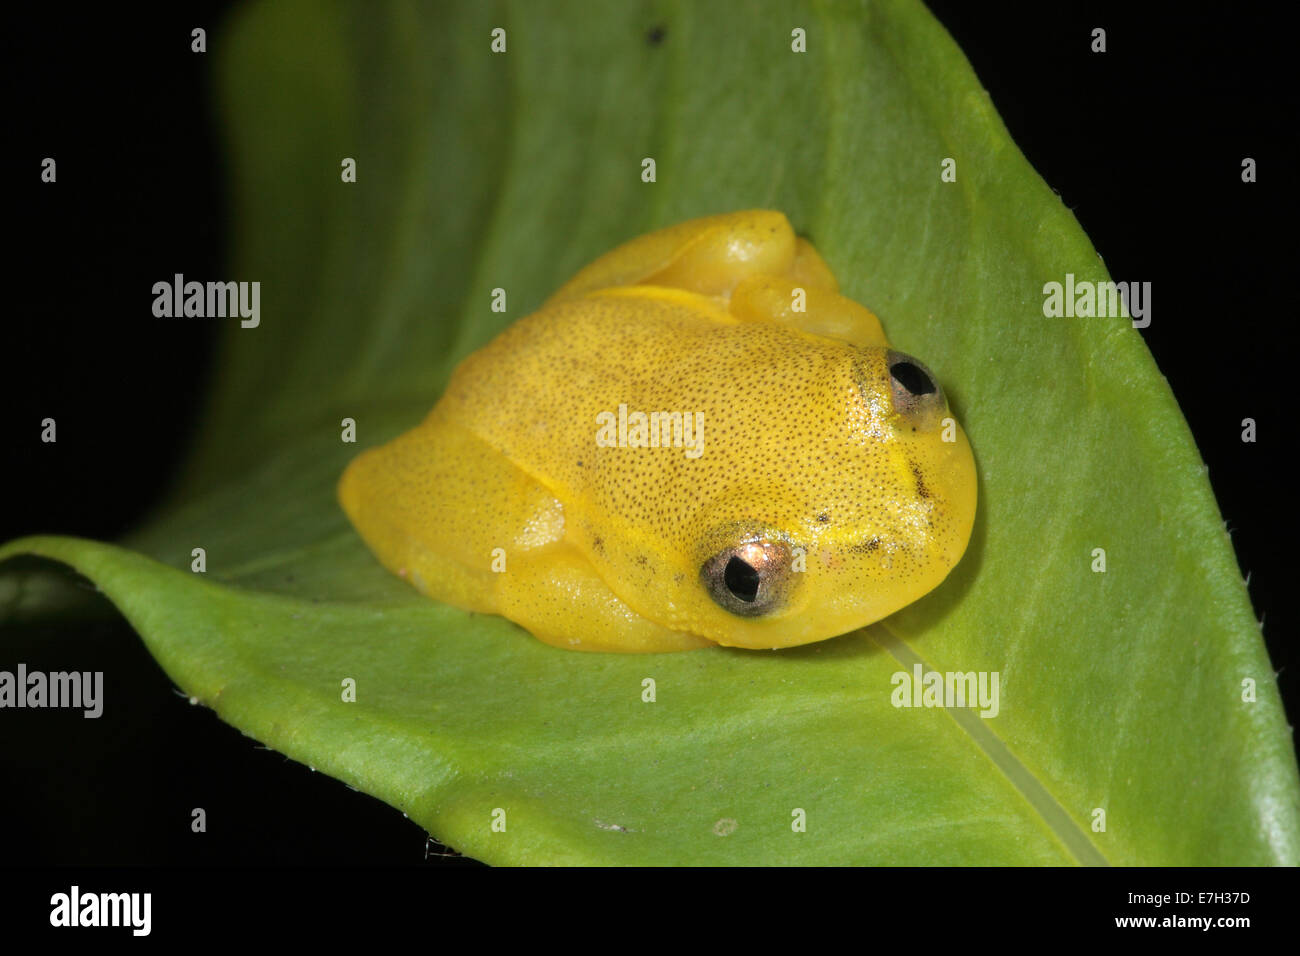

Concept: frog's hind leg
[[545, 209, 887, 348], [545, 210, 800, 303], [338, 418, 560, 614], [338, 418, 710, 652]]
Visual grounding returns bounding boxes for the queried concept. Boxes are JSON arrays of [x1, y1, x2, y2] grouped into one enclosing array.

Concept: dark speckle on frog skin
[[910, 461, 930, 500], [849, 536, 882, 554], [646, 25, 666, 45]]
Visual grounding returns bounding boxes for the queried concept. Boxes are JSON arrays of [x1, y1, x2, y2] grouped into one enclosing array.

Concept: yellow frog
[[338, 211, 976, 652]]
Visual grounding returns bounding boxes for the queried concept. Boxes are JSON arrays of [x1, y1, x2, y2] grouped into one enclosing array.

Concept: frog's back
[[435, 287, 863, 538]]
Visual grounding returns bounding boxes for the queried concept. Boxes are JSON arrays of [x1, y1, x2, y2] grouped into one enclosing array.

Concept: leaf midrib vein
[[871, 621, 1111, 866]]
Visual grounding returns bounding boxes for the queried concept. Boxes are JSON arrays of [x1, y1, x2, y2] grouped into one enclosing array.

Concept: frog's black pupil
[[890, 361, 935, 396], [724, 556, 761, 603]]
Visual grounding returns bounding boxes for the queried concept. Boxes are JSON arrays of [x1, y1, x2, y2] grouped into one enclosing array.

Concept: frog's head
[[681, 346, 976, 649]]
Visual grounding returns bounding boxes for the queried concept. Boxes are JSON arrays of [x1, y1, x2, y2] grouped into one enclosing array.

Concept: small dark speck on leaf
[[646, 25, 666, 45]]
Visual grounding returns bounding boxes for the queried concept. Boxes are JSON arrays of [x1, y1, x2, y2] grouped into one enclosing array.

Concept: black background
[[2, 0, 1295, 875]]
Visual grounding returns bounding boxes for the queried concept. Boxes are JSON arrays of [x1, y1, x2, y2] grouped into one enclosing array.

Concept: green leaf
[[4, 0, 1297, 865]]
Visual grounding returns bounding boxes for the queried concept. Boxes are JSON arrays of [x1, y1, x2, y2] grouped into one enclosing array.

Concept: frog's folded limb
[[729, 275, 888, 347], [545, 210, 800, 304], [543, 209, 885, 348], [789, 237, 839, 291], [494, 548, 713, 653], [338, 420, 558, 614], [338, 418, 711, 652]]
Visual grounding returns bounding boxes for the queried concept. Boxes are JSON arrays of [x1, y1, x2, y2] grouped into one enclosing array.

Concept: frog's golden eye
[[887, 350, 946, 427], [700, 537, 792, 617]]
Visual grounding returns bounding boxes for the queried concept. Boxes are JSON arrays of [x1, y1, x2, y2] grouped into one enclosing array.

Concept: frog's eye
[[700, 538, 792, 617], [887, 350, 946, 427]]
